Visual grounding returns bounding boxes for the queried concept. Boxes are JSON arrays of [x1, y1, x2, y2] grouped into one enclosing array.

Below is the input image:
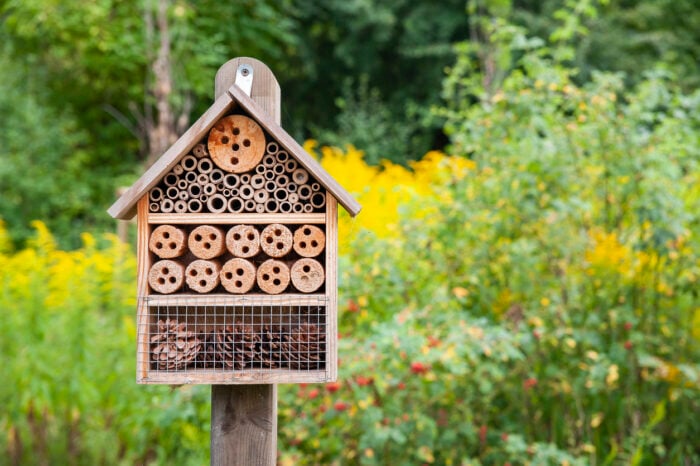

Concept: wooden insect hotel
[[108, 58, 360, 385]]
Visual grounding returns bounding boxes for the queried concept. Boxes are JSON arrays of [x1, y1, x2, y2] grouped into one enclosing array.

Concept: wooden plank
[[144, 293, 328, 307], [227, 84, 362, 217], [211, 385, 277, 466], [139, 370, 331, 385], [214, 57, 280, 122], [108, 92, 235, 220], [148, 212, 325, 225], [136, 197, 152, 381], [325, 197, 338, 380]]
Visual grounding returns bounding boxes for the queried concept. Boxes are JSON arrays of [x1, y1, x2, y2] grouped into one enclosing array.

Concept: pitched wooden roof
[[108, 83, 362, 220]]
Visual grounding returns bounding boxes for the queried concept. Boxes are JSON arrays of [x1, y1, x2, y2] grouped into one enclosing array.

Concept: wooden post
[[210, 57, 281, 466]]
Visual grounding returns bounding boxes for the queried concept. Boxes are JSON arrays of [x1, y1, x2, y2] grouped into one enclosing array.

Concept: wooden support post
[[211, 385, 278, 466], [210, 57, 281, 466]]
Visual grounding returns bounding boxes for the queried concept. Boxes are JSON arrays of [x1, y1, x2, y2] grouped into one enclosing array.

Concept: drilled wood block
[[207, 115, 265, 173], [186, 259, 221, 293], [220, 258, 256, 294], [189, 225, 226, 259], [293, 225, 325, 258], [257, 259, 290, 295], [148, 259, 184, 294], [260, 223, 292, 258], [193, 143, 208, 158], [226, 225, 260, 258], [149, 225, 187, 259], [291, 258, 324, 293]]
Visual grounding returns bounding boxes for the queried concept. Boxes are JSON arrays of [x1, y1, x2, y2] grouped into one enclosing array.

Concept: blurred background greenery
[[1, 0, 699, 465]]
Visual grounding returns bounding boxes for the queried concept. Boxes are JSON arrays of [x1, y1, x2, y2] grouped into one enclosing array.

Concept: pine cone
[[150, 319, 202, 370], [258, 324, 282, 368], [281, 322, 326, 370], [215, 323, 260, 370], [195, 330, 218, 369]]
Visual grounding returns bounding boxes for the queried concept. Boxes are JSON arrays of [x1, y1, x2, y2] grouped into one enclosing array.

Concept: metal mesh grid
[[140, 295, 329, 376]]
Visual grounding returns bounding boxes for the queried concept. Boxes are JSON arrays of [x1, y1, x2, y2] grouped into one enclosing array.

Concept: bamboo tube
[[260, 224, 293, 258], [255, 203, 266, 213], [240, 173, 251, 185], [188, 184, 202, 199], [188, 199, 203, 213], [292, 203, 303, 213], [276, 150, 289, 162], [264, 180, 276, 192], [255, 164, 266, 175], [160, 199, 174, 213], [226, 225, 260, 258], [287, 182, 298, 193], [266, 141, 279, 155], [277, 174, 289, 187], [244, 199, 256, 212], [223, 173, 240, 189], [279, 201, 292, 213], [284, 159, 297, 172], [197, 173, 209, 185], [181, 155, 198, 171], [148, 259, 184, 294], [251, 174, 265, 190], [264, 170, 275, 181], [288, 193, 299, 203], [262, 155, 276, 167], [166, 186, 179, 199], [298, 184, 312, 200], [220, 258, 257, 294], [163, 173, 179, 187], [291, 258, 325, 293], [293, 225, 325, 257], [188, 225, 225, 259], [216, 183, 225, 192], [150, 202, 160, 212], [273, 164, 285, 175], [203, 183, 217, 196], [150, 187, 164, 202], [172, 164, 184, 176], [174, 200, 188, 213], [200, 195, 208, 203], [228, 198, 244, 213], [274, 188, 288, 201], [185, 171, 198, 183], [193, 143, 208, 158], [206, 194, 227, 214], [231, 188, 239, 197], [292, 168, 309, 185], [311, 183, 321, 192], [303, 204, 313, 213], [256, 259, 290, 295], [185, 259, 221, 294], [254, 189, 269, 203], [265, 199, 279, 213], [310, 192, 326, 208], [177, 179, 188, 190], [239, 184, 254, 200], [207, 115, 266, 173], [222, 189, 232, 197], [197, 158, 214, 174], [178, 190, 189, 201], [209, 169, 224, 185], [150, 225, 187, 258]]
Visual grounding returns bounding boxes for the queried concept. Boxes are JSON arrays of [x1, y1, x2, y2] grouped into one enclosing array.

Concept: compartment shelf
[[148, 212, 325, 224], [144, 293, 328, 307], [140, 369, 331, 384]]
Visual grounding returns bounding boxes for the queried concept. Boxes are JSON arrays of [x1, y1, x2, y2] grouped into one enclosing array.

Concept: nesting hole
[[221, 136, 229, 144], [232, 143, 240, 151], [243, 139, 251, 147], [233, 127, 240, 135], [273, 267, 280, 274], [236, 269, 244, 276], [303, 265, 311, 273]]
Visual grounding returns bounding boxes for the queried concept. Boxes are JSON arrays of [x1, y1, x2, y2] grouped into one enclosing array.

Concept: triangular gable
[[109, 84, 361, 220]]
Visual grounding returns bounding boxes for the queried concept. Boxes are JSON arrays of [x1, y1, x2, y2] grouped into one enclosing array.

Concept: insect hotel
[[108, 60, 360, 385]]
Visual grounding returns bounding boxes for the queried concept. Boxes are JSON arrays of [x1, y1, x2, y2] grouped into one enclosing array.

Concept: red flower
[[523, 377, 538, 390], [427, 336, 441, 348], [307, 388, 320, 400], [479, 425, 488, 444], [396, 382, 406, 390], [501, 433, 509, 442], [326, 381, 342, 393], [624, 322, 633, 331], [624, 340, 633, 350], [410, 361, 429, 374], [347, 299, 359, 313], [356, 376, 373, 386], [334, 401, 349, 411], [532, 330, 541, 340]]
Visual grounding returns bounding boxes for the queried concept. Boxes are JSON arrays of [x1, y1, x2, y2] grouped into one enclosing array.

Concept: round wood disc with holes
[[260, 223, 293, 258], [226, 225, 260, 258], [207, 115, 265, 173], [293, 225, 325, 257], [257, 259, 290, 294], [149, 225, 187, 258], [185, 259, 221, 293], [188, 225, 226, 259], [291, 258, 325, 293], [148, 260, 184, 294], [220, 258, 257, 294]]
